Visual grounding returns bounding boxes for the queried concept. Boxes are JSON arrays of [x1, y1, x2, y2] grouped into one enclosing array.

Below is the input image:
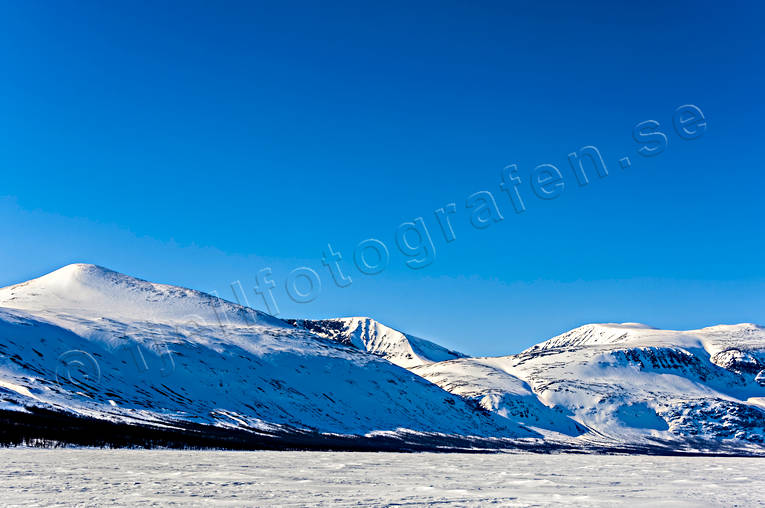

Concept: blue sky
[[1, 1, 764, 354]]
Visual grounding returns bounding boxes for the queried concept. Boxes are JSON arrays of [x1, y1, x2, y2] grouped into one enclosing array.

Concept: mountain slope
[[0, 265, 536, 448], [411, 358, 588, 438], [287, 317, 466, 369], [510, 323, 765, 447], [413, 323, 765, 452]]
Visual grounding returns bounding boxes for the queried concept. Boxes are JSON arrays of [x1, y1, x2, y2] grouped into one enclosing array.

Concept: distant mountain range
[[0, 264, 763, 454]]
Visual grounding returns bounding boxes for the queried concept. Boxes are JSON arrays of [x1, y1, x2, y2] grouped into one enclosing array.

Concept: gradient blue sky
[[1, 1, 764, 354]]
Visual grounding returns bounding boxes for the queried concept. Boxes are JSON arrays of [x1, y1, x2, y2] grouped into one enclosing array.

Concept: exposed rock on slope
[[287, 317, 465, 369]]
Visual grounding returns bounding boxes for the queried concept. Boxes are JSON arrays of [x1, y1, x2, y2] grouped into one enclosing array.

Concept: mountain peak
[[0, 264, 280, 328], [288, 316, 466, 368], [54, 262, 107, 273], [11, 263, 138, 287]]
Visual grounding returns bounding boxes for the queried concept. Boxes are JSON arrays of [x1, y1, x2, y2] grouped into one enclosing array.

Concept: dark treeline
[[0, 407, 511, 452], [0, 407, 758, 456]]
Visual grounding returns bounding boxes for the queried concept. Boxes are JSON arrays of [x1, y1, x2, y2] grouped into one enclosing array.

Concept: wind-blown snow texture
[[3, 449, 765, 507], [1, 264, 764, 453]]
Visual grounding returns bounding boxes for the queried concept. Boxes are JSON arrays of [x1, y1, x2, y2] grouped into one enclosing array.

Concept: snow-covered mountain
[[0, 264, 536, 449], [512, 323, 765, 447], [0, 264, 763, 454], [412, 323, 765, 453], [286, 317, 465, 369]]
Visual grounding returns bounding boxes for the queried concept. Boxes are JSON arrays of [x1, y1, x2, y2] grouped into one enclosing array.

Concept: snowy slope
[[0, 264, 536, 446], [411, 358, 587, 438], [508, 323, 765, 448], [287, 317, 466, 369], [415, 323, 765, 451]]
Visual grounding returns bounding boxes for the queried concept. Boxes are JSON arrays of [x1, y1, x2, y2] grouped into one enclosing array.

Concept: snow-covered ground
[[1, 449, 763, 507]]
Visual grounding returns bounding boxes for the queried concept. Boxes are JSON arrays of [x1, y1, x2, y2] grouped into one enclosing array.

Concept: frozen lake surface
[[1, 449, 763, 507]]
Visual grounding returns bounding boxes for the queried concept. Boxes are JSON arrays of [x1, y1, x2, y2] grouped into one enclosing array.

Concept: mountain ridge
[[0, 264, 537, 449], [286, 316, 466, 369], [0, 264, 763, 454]]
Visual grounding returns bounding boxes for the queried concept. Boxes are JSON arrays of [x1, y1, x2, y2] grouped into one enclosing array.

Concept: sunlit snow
[[1, 449, 763, 507]]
